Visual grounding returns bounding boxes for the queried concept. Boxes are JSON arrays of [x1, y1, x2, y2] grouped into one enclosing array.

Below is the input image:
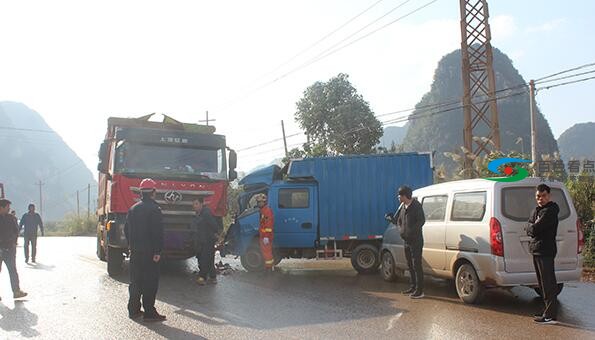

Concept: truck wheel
[[381, 251, 397, 282], [534, 283, 564, 297], [455, 263, 484, 304], [97, 235, 106, 261], [107, 246, 124, 276], [240, 245, 264, 272], [351, 244, 380, 274]]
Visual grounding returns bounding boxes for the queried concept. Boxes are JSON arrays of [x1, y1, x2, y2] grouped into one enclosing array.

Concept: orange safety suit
[[258, 205, 274, 269]]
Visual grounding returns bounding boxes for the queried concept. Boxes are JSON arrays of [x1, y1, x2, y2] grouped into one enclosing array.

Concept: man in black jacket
[[19, 203, 44, 263], [386, 186, 426, 299], [527, 183, 560, 325], [0, 198, 28, 300], [192, 197, 220, 285], [124, 179, 165, 322]]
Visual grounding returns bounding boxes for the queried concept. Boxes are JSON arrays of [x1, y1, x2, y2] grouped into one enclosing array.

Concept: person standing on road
[[124, 178, 166, 322], [0, 198, 28, 300], [19, 203, 44, 263], [256, 194, 275, 271], [192, 197, 220, 285], [527, 183, 560, 325], [386, 186, 425, 299]]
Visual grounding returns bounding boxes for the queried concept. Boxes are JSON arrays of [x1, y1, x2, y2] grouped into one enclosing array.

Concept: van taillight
[[577, 219, 584, 254], [490, 217, 504, 257]]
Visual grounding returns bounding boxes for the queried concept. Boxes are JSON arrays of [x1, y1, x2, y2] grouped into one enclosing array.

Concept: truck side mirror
[[228, 149, 237, 170], [229, 169, 238, 181], [97, 141, 109, 174]]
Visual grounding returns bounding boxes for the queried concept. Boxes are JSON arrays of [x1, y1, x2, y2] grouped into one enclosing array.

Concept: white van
[[380, 178, 584, 304]]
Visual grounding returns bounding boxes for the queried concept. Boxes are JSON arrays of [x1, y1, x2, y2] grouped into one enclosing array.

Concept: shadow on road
[[0, 301, 40, 338], [24, 262, 55, 271]]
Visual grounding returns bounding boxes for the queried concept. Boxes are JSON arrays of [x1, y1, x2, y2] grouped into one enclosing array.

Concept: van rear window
[[501, 187, 570, 221]]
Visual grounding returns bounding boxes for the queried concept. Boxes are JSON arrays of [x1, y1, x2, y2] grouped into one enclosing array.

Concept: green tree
[[295, 73, 382, 156]]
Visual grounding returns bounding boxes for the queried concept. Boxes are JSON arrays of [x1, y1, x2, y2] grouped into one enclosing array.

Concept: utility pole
[[77, 190, 80, 218], [529, 79, 538, 173], [281, 120, 288, 158], [199, 110, 216, 126], [35, 181, 44, 216], [460, 0, 501, 177], [87, 183, 91, 220]]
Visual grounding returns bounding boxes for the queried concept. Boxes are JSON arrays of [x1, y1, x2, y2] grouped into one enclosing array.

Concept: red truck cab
[[96, 114, 236, 276]]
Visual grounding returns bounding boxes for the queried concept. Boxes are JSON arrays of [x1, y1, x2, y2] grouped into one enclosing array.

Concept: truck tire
[[534, 283, 564, 297], [381, 251, 397, 282], [240, 245, 264, 272], [97, 234, 106, 261], [107, 246, 124, 276], [351, 244, 380, 274], [455, 263, 484, 304]]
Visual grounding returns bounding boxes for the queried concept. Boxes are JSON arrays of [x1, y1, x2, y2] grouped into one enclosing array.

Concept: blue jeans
[[0, 247, 21, 293]]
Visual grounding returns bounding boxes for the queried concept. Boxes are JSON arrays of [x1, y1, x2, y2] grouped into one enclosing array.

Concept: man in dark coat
[[124, 178, 165, 322], [386, 186, 426, 299], [527, 183, 560, 325], [0, 198, 28, 300], [192, 197, 220, 285], [19, 203, 44, 263]]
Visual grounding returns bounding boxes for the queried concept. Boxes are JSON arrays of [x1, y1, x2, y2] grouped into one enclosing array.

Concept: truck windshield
[[115, 142, 225, 178]]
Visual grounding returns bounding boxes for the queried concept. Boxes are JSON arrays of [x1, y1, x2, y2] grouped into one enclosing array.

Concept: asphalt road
[[0, 237, 594, 339]]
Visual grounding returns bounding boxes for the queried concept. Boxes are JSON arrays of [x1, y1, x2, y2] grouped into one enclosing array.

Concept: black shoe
[[25, 258, 29, 264], [534, 316, 558, 325], [410, 291, 425, 299], [533, 312, 543, 319], [143, 312, 166, 322], [401, 288, 415, 295], [32, 259, 36, 263], [129, 311, 143, 319]]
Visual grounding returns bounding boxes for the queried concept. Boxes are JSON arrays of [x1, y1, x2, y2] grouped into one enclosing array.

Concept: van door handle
[[301, 223, 312, 229]]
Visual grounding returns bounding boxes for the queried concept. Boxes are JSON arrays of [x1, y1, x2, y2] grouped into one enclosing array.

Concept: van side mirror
[[97, 141, 109, 174]]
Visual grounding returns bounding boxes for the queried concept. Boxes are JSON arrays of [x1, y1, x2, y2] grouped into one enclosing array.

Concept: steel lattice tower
[[460, 0, 501, 176]]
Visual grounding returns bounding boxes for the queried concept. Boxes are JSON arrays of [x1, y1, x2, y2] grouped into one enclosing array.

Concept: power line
[[252, 0, 387, 84], [534, 69, 595, 85], [0, 126, 56, 133], [537, 75, 595, 91], [535, 61, 595, 82], [271, 0, 440, 83]]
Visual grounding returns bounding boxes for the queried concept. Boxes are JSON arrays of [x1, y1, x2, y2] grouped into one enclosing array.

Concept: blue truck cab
[[224, 153, 433, 273]]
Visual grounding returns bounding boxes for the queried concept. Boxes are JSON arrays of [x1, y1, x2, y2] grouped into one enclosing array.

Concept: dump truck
[[224, 153, 433, 273], [96, 113, 237, 276]]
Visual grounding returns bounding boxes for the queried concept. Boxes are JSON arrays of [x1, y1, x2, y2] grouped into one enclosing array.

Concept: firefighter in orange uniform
[[256, 194, 274, 271]]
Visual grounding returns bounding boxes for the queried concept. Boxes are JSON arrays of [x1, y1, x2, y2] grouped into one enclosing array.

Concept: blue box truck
[[224, 153, 433, 273]]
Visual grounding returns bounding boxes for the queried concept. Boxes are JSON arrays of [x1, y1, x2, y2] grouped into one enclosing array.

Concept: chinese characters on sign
[[535, 159, 594, 182], [160, 137, 189, 144]]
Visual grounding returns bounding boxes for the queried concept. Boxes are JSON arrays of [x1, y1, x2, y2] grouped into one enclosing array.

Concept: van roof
[[414, 177, 566, 195]]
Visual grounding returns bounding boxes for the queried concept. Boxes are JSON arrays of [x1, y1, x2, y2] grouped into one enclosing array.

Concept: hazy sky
[[1, 0, 594, 177]]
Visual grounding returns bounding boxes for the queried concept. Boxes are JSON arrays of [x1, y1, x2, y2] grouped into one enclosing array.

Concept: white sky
[[1, 0, 594, 178]]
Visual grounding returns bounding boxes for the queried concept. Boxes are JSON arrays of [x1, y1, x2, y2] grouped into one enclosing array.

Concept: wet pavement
[[1, 237, 594, 339]]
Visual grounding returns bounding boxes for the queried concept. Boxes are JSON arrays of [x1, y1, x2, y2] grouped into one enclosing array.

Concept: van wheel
[[241, 245, 264, 272], [107, 246, 124, 277], [534, 283, 564, 297], [351, 244, 380, 274], [381, 251, 397, 282], [455, 263, 484, 304]]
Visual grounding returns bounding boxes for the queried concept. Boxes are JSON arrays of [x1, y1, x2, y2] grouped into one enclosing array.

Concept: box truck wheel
[[240, 245, 264, 272], [351, 244, 380, 274], [97, 233, 106, 261], [107, 246, 124, 276]]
